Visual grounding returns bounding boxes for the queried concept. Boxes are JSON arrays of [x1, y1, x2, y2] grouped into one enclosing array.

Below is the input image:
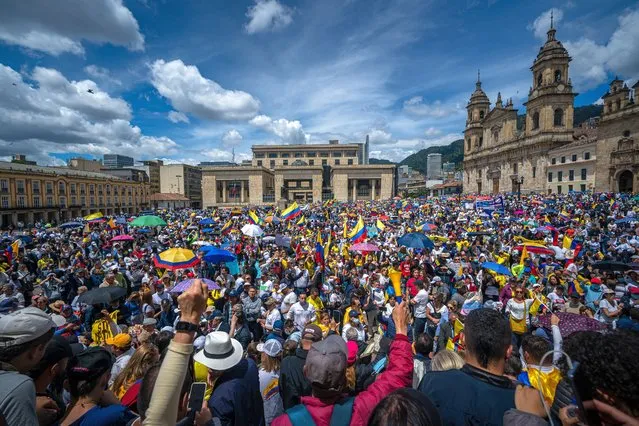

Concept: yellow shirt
[[308, 296, 324, 313], [194, 361, 213, 400]]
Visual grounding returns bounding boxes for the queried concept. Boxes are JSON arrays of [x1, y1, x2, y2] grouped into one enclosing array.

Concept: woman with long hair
[[111, 342, 159, 409], [257, 339, 284, 425], [505, 284, 535, 349]]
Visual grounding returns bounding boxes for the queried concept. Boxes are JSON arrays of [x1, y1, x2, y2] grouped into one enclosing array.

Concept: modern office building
[[159, 164, 203, 208], [0, 159, 150, 227], [103, 154, 134, 169], [131, 160, 163, 196], [427, 153, 442, 179], [201, 138, 395, 207]]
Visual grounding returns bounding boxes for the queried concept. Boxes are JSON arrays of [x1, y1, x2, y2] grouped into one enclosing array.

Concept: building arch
[[616, 169, 634, 193], [532, 112, 540, 130], [554, 108, 564, 127]]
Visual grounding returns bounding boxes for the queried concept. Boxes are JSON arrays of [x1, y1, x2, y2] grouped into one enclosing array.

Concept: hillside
[[369, 158, 395, 165], [399, 139, 463, 174]]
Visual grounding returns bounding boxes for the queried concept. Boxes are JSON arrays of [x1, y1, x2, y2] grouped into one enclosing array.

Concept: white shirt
[[280, 292, 297, 314], [109, 347, 134, 386], [259, 279, 273, 297], [413, 289, 429, 318], [287, 302, 316, 331], [506, 298, 534, 322], [598, 299, 619, 323], [342, 323, 366, 342], [152, 291, 171, 306], [265, 308, 282, 331]]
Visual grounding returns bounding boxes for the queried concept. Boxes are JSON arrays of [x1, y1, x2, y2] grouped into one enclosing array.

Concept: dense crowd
[[0, 192, 638, 426]]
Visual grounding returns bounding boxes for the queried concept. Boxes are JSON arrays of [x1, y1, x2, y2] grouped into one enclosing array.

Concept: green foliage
[[368, 158, 395, 165]]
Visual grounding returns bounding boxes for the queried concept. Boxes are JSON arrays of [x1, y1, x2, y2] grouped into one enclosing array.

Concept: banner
[[475, 196, 504, 213]]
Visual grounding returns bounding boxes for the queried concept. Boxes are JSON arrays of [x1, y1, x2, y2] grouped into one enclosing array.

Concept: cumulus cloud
[[222, 129, 243, 147], [0, 63, 177, 162], [168, 111, 189, 124], [84, 65, 122, 87], [249, 114, 308, 144], [529, 8, 563, 41], [403, 97, 462, 119], [150, 59, 260, 121], [0, 0, 144, 55], [425, 127, 442, 137], [245, 0, 294, 34], [367, 128, 393, 145]]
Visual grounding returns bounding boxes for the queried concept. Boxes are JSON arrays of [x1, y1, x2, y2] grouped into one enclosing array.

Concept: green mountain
[[399, 139, 464, 174], [369, 158, 395, 165]]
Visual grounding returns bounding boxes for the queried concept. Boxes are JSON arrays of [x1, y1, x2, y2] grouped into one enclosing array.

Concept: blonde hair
[[431, 350, 465, 372], [111, 342, 158, 397], [345, 365, 356, 391]]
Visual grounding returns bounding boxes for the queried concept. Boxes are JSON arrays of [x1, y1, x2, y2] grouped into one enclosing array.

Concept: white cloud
[[403, 97, 462, 119], [150, 59, 260, 121], [529, 8, 563, 41], [84, 65, 122, 86], [245, 0, 294, 34], [368, 128, 393, 144], [168, 110, 190, 124], [0, 0, 144, 56], [425, 127, 442, 137], [0, 63, 177, 162], [222, 129, 243, 146], [249, 114, 309, 144]]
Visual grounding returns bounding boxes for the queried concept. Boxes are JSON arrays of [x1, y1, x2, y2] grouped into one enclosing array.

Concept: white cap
[[0, 307, 55, 347]]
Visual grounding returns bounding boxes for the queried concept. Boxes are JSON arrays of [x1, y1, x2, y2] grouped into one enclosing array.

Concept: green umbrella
[[130, 215, 167, 227]]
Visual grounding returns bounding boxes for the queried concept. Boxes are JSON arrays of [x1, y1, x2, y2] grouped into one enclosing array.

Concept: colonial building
[[0, 160, 150, 228], [463, 21, 576, 194], [201, 139, 395, 207], [546, 124, 597, 194]]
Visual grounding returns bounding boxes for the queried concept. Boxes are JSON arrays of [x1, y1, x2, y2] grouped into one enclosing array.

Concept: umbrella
[[398, 233, 435, 250], [350, 242, 380, 252], [262, 236, 276, 242], [615, 217, 637, 224], [115, 216, 128, 225], [170, 278, 220, 293], [202, 228, 215, 233], [191, 240, 211, 246], [275, 234, 291, 247], [419, 223, 437, 231], [77, 286, 127, 305], [15, 235, 32, 244], [265, 216, 281, 224], [513, 245, 555, 256], [199, 218, 215, 226], [202, 247, 236, 263], [154, 248, 200, 270], [130, 215, 167, 227], [136, 228, 152, 233], [111, 234, 134, 242], [467, 231, 492, 237], [83, 212, 103, 221], [481, 261, 513, 276], [537, 312, 607, 337], [241, 224, 264, 237], [60, 221, 83, 229], [592, 261, 633, 272]]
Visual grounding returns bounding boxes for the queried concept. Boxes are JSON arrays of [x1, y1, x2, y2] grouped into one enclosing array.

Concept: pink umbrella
[[513, 210, 525, 216], [111, 234, 135, 242], [350, 242, 379, 252]]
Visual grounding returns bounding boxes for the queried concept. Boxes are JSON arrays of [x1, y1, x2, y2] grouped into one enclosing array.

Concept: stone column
[[222, 181, 227, 204], [240, 180, 245, 203], [371, 179, 376, 200], [351, 179, 357, 201]]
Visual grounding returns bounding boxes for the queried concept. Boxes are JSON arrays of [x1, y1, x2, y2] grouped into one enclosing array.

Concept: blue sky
[[0, 0, 637, 165]]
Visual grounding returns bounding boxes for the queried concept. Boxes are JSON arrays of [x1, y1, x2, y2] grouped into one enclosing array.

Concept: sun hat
[[193, 331, 243, 371], [0, 307, 55, 347], [257, 339, 283, 357]]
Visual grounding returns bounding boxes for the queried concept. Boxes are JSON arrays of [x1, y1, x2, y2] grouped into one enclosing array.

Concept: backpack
[[286, 397, 355, 426]]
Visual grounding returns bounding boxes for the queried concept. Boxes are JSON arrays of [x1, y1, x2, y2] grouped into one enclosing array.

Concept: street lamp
[[513, 176, 524, 200]]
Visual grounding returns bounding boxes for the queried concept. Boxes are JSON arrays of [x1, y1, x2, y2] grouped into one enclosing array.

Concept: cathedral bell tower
[[524, 13, 576, 136], [464, 70, 491, 155]]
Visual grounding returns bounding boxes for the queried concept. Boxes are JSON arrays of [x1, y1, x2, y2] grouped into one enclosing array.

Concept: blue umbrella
[[615, 217, 636, 224], [202, 247, 236, 263], [199, 218, 215, 226], [398, 233, 434, 250], [481, 261, 513, 276], [201, 228, 215, 233], [60, 221, 83, 229], [15, 235, 33, 244], [115, 216, 128, 225], [136, 228, 151, 233]]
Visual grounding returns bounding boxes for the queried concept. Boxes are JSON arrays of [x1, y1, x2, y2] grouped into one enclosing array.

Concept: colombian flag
[[376, 219, 386, 231], [315, 231, 325, 269], [348, 217, 367, 243], [221, 220, 232, 234], [107, 218, 117, 229], [248, 210, 263, 226], [281, 202, 301, 221], [84, 212, 103, 221], [296, 215, 306, 225]]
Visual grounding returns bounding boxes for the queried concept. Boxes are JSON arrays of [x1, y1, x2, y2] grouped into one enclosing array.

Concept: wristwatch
[[175, 321, 199, 333]]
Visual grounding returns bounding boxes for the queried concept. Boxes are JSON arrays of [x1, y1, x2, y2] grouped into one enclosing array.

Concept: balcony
[[32, 189, 40, 195]]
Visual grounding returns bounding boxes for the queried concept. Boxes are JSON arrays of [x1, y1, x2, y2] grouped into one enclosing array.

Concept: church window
[[607, 102, 612, 113], [513, 163, 518, 173], [561, 156, 566, 164], [554, 70, 562, 82], [548, 172, 553, 182], [551, 158, 556, 165], [571, 154, 577, 162], [558, 171, 563, 181], [479, 110, 485, 119], [532, 112, 540, 130], [569, 170, 574, 181], [623, 130, 630, 137], [554, 108, 564, 127], [537, 73, 542, 87], [616, 99, 621, 111], [493, 131, 499, 142], [584, 152, 590, 160], [478, 169, 482, 178], [532, 167, 537, 178], [466, 138, 471, 151], [479, 137, 483, 147]]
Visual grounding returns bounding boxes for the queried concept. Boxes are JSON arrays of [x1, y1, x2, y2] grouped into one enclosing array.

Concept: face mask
[[352, 319, 360, 325]]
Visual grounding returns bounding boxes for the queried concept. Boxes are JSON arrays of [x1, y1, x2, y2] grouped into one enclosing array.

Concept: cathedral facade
[[462, 22, 639, 194]]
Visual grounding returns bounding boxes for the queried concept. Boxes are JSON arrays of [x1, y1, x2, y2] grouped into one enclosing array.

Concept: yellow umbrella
[[84, 212, 103, 221], [153, 248, 200, 271]]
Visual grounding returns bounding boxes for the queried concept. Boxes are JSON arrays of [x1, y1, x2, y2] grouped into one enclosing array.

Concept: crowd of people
[[1, 191, 638, 426]]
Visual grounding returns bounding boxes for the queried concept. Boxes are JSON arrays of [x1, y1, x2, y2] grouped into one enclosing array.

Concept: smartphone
[[331, 310, 342, 324], [188, 382, 207, 415], [567, 361, 602, 426], [372, 356, 387, 375]]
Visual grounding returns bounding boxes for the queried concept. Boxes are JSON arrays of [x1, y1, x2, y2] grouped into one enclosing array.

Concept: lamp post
[[514, 176, 524, 200]]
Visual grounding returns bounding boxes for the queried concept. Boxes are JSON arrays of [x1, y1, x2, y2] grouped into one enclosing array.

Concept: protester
[[279, 324, 322, 410]]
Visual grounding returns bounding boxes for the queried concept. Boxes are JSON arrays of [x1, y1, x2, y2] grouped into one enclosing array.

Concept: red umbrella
[[111, 235, 135, 242]]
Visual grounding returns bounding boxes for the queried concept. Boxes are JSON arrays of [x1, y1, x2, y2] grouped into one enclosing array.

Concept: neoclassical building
[[462, 21, 639, 194]]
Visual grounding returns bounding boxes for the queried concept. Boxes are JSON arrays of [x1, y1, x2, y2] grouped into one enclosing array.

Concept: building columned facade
[[0, 160, 150, 228], [462, 21, 639, 194], [201, 139, 395, 207]]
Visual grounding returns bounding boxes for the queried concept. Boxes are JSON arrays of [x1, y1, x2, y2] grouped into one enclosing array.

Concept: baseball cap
[[432, 276, 442, 283], [256, 339, 283, 357], [67, 347, 115, 381], [0, 307, 55, 348], [272, 320, 283, 333], [603, 288, 615, 294], [348, 310, 359, 318], [591, 277, 602, 284], [143, 318, 157, 327], [106, 333, 132, 349], [305, 335, 347, 395], [302, 324, 323, 342], [207, 309, 223, 321]]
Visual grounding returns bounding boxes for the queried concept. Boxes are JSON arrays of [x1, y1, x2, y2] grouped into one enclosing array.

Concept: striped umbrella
[[153, 248, 200, 270]]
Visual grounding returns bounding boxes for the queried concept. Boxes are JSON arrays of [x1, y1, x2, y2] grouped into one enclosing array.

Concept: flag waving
[[281, 202, 301, 221], [376, 219, 386, 231], [315, 231, 325, 269], [248, 210, 263, 226], [348, 217, 367, 243], [221, 220, 232, 234]]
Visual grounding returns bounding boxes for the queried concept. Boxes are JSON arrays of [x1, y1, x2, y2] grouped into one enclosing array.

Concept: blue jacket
[[207, 358, 264, 426]]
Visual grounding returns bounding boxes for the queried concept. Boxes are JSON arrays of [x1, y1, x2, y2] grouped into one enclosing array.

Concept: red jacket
[[271, 334, 413, 426]]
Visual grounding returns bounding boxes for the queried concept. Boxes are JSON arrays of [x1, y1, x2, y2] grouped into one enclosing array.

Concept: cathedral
[[462, 18, 639, 195]]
